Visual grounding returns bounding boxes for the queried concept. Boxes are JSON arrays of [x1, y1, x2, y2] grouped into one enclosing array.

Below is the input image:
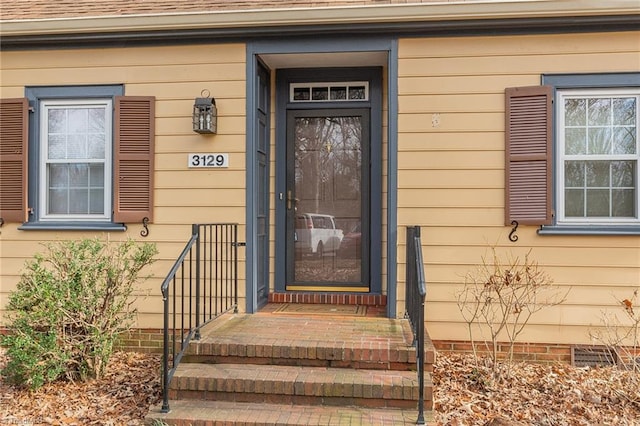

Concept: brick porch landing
[[146, 304, 435, 425]]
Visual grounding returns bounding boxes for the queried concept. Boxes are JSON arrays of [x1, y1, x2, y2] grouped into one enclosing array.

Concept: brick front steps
[[170, 363, 425, 409], [146, 306, 434, 425]]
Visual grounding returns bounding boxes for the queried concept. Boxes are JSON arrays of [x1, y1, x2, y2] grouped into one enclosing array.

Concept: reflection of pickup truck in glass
[[295, 213, 344, 256]]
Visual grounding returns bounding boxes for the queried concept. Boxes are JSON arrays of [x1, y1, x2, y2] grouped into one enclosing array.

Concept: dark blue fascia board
[[2, 14, 639, 51]]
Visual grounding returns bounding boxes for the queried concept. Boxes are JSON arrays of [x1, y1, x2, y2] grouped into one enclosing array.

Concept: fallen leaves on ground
[[2, 348, 640, 425], [0, 350, 162, 425], [434, 352, 640, 425]]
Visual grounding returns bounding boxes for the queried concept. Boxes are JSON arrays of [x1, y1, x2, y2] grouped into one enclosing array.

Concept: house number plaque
[[188, 153, 229, 168]]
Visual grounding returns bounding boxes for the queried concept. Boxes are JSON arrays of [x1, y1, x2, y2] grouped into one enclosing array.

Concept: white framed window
[[556, 89, 639, 225], [39, 99, 112, 221]]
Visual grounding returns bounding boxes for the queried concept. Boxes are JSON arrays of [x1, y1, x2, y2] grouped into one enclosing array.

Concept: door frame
[[275, 67, 383, 296], [245, 37, 399, 317]]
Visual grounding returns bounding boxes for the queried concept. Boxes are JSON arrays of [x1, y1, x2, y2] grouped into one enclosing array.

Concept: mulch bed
[[0, 350, 162, 425], [434, 353, 640, 425]]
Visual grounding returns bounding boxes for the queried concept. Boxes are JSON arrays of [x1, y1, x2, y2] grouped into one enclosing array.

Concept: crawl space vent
[[571, 346, 618, 368]]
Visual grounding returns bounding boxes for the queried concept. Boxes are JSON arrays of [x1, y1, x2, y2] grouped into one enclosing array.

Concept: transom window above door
[[290, 82, 369, 102]]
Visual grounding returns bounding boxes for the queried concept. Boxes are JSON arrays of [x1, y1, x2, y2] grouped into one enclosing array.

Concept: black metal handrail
[[406, 226, 427, 425], [160, 223, 239, 413]]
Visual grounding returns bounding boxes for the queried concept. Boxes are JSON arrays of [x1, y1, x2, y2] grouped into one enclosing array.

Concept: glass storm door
[[286, 109, 370, 290]]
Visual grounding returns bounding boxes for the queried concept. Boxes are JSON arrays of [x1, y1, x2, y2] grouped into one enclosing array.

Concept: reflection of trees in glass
[[564, 97, 636, 156], [294, 116, 361, 214], [564, 160, 635, 218], [563, 96, 637, 219]]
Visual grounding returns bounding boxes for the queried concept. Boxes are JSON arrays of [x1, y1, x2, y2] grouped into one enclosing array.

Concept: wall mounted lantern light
[[193, 90, 217, 134]]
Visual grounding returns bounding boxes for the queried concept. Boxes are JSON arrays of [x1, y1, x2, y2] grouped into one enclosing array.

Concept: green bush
[[1, 238, 157, 389]]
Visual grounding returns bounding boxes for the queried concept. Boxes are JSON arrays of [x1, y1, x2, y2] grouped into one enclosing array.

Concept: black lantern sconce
[[193, 90, 217, 134]]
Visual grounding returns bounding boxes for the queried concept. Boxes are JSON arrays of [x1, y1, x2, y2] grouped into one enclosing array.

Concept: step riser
[[169, 363, 432, 411], [170, 389, 432, 410], [188, 343, 417, 362], [185, 342, 427, 370], [183, 354, 417, 371]]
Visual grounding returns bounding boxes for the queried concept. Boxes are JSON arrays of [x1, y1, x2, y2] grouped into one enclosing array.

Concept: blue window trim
[[19, 85, 125, 231], [538, 226, 640, 236], [538, 72, 640, 236], [246, 36, 397, 316], [19, 222, 127, 231]]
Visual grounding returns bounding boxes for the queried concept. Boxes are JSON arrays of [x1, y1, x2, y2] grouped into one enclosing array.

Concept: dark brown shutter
[[505, 85, 553, 226], [114, 96, 155, 223], [0, 98, 28, 223]]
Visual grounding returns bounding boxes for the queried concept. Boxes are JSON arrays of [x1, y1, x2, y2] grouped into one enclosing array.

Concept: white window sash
[[39, 99, 113, 221], [556, 89, 640, 225]]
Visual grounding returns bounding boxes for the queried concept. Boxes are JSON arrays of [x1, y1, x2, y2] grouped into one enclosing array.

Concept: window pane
[[585, 161, 610, 187], [293, 87, 310, 101], [612, 161, 635, 187], [565, 161, 584, 187], [67, 134, 87, 159], [565, 189, 584, 217], [349, 86, 366, 100], [48, 109, 66, 133], [312, 87, 328, 101], [49, 164, 68, 188], [88, 134, 106, 159], [48, 189, 68, 214], [565, 98, 586, 126], [565, 128, 586, 154], [586, 189, 610, 216], [69, 189, 89, 214], [330, 87, 347, 100], [88, 108, 105, 132], [48, 135, 66, 159], [588, 128, 611, 154], [588, 98, 611, 126], [90, 164, 105, 187], [68, 108, 88, 133], [612, 189, 635, 217], [89, 189, 104, 214], [613, 127, 636, 155], [68, 164, 89, 186], [613, 97, 636, 126]]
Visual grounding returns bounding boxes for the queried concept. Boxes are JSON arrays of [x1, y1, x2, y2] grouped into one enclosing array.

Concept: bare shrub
[[457, 247, 568, 379], [590, 289, 640, 407]]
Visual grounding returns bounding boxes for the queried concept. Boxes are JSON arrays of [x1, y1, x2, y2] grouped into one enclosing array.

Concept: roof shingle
[[0, 0, 455, 21]]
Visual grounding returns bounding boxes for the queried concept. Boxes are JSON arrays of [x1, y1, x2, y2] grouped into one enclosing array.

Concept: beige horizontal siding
[[399, 131, 504, 150], [0, 43, 247, 328], [397, 30, 640, 346], [0, 45, 245, 69], [399, 150, 503, 170], [399, 169, 504, 188], [399, 32, 640, 59], [400, 53, 640, 77]]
